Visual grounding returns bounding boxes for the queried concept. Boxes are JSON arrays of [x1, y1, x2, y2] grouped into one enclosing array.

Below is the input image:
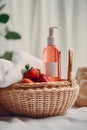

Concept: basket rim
[[0, 80, 79, 91], [17, 84, 79, 93]]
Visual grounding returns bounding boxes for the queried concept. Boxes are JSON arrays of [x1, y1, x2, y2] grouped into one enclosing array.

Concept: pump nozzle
[[49, 27, 59, 36], [48, 26, 59, 45]]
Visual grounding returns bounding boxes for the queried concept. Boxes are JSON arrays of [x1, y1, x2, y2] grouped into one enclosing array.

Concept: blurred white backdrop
[[0, 0, 87, 78]]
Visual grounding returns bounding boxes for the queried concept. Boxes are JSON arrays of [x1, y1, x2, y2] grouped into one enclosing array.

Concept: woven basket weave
[[0, 81, 79, 117], [0, 49, 79, 117]]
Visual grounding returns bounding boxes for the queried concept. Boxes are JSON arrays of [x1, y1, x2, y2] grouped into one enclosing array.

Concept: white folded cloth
[[0, 50, 42, 88]]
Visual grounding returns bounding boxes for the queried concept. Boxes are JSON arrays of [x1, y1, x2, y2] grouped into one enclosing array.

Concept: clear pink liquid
[[43, 45, 61, 81]]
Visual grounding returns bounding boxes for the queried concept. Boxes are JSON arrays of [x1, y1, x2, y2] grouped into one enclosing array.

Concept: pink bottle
[[43, 27, 61, 81]]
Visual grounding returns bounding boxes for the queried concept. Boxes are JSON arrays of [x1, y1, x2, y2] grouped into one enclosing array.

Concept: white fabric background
[[0, 0, 87, 77]]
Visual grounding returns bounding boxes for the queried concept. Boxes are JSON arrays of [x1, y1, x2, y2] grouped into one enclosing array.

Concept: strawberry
[[37, 74, 50, 82], [22, 78, 34, 83], [23, 64, 40, 80]]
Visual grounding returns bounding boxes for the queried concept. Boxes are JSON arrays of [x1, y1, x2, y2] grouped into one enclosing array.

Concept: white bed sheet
[[0, 107, 87, 130]]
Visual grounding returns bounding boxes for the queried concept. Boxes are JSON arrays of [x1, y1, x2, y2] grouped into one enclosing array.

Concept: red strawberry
[[23, 64, 40, 80], [37, 74, 50, 82], [22, 78, 34, 83]]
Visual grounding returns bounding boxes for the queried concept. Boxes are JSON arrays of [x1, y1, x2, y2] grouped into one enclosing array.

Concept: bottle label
[[45, 62, 58, 76]]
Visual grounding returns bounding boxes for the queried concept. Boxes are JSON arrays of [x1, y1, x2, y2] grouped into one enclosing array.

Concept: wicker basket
[[0, 81, 79, 117], [0, 49, 79, 117]]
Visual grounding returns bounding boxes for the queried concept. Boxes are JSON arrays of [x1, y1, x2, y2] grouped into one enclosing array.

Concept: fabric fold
[[0, 50, 42, 88]]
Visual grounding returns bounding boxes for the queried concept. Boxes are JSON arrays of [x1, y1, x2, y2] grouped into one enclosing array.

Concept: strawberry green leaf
[[30, 67, 33, 70], [25, 64, 30, 71]]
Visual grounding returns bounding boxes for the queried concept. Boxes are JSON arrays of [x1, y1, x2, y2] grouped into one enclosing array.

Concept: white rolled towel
[[0, 50, 43, 88]]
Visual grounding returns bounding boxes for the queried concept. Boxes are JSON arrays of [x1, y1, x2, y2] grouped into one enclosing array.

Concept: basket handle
[[67, 48, 74, 81]]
